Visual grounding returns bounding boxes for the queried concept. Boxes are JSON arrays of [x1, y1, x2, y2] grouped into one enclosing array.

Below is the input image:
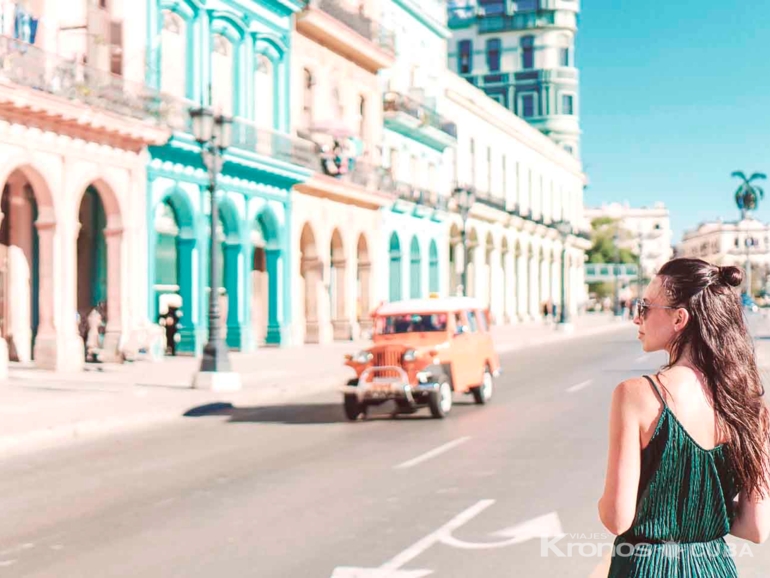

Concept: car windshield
[[375, 313, 448, 335]]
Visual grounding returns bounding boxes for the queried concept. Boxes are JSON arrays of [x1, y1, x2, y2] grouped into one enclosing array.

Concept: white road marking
[[331, 500, 565, 577], [566, 380, 593, 394], [394, 437, 471, 470]]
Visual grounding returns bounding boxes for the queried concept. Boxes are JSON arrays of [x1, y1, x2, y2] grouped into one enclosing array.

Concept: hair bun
[[719, 266, 744, 288]]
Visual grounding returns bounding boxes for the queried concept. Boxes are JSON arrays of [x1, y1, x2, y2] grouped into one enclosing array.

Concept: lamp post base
[[193, 337, 241, 391], [192, 370, 242, 391], [555, 321, 574, 333]]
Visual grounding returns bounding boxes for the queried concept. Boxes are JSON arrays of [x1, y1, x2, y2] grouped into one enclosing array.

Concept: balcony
[[383, 91, 457, 151], [297, 0, 396, 72], [0, 35, 170, 147], [164, 98, 317, 170], [392, 181, 449, 219], [320, 154, 398, 194], [474, 189, 508, 212], [477, 9, 577, 33]]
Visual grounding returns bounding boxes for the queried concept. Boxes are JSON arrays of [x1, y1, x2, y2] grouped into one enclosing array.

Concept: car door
[[448, 310, 472, 391], [464, 309, 484, 386]]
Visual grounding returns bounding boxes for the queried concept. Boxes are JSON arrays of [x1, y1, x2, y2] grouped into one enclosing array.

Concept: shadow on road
[[181, 401, 460, 424]]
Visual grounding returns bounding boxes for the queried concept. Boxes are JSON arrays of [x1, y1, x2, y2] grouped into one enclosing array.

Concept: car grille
[[372, 350, 402, 379]]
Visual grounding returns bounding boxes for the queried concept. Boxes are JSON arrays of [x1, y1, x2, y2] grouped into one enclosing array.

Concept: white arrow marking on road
[[394, 436, 471, 469], [331, 500, 564, 577], [440, 505, 564, 550], [566, 380, 593, 393]]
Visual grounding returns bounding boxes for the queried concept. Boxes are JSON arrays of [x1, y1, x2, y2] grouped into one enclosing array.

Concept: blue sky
[[578, 0, 770, 243]]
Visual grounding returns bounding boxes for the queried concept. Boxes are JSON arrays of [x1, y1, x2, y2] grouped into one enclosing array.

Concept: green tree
[[586, 217, 637, 265]]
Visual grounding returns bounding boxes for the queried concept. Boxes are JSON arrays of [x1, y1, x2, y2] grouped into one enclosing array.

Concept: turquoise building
[[145, 0, 314, 353]]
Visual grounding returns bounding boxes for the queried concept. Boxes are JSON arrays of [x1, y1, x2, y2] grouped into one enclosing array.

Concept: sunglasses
[[635, 299, 680, 319]]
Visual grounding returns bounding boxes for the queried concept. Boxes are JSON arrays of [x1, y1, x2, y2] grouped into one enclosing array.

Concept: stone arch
[[0, 164, 56, 366], [152, 187, 198, 353], [250, 205, 282, 346], [300, 222, 321, 343], [356, 233, 372, 333], [448, 222, 462, 296], [329, 228, 350, 340], [466, 227, 479, 298], [428, 239, 439, 294], [388, 232, 402, 302], [409, 236, 422, 299], [484, 232, 495, 309], [75, 178, 124, 362]]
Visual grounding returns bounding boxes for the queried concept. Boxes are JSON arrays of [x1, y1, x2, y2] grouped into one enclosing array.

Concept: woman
[[599, 258, 770, 576]]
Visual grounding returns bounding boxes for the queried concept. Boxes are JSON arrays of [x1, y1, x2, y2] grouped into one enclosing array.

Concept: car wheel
[[343, 378, 366, 421], [472, 366, 494, 405], [428, 377, 452, 419]]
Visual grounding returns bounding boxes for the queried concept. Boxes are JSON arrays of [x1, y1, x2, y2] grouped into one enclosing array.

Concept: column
[[529, 253, 539, 319], [101, 227, 124, 362], [331, 257, 351, 340], [301, 257, 321, 344], [516, 249, 527, 322], [265, 248, 284, 345], [176, 236, 198, 353], [224, 243, 242, 349], [8, 182, 33, 362], [357, 262, 372, 335], [504, 250, 516, 324]]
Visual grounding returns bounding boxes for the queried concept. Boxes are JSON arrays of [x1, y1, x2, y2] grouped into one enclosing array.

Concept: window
[[469, 137, 476, 186], [332, 83, 343, 119], [520, 36, 534, 70], [458, 40, 472, 74], [486, 38, 501, 73], [303, 69, 314, 128], [486, 146, 492, 193], [255, 55, 274, 128], [211, 34, 233, 115], [558, 34, 572, 67], [517, 0, 538, 10], [562, 94, 574, 115], [358, 95, 366, 140], [521, 93, 535, 118], [376, 314, 448, 335], [563, 144, 574, 155], [160, 11, 186, 98]]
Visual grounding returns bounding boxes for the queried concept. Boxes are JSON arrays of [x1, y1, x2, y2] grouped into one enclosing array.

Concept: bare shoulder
[[611, 377, 659, 412]]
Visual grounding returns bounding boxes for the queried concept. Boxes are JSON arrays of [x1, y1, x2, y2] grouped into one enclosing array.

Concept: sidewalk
[[0, 314, 626, 457]]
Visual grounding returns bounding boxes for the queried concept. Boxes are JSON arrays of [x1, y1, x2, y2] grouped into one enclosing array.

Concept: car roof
[[374, 297, 487, 316]]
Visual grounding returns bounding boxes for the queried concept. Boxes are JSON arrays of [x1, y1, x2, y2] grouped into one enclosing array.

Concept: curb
[[0, 322, 625, 459]]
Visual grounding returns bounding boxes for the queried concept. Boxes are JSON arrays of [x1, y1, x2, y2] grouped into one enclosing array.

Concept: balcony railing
[[383, 91, 457, 139], [320, 155, 398, 194], [395, 181, 449, 211], [475, 189, 507, 212], [0, 35, 168, 125], [307, 0, 395, 53], [163, 97, 317, 170]]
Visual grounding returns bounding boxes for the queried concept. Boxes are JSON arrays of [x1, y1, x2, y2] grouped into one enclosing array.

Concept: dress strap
[[643, 375, 667, 408]]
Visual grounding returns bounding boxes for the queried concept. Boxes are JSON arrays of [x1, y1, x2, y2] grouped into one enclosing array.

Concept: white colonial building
[[678, 218, 770, 292], [584, 202, 674, 280], [443, 71, 589, 321]]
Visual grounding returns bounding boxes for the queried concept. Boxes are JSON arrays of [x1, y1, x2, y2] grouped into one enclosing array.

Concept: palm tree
[[732, 171, 767, 298], [732, 171, 767, 218]]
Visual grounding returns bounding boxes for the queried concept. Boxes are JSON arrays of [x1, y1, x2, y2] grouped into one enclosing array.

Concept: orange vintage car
[[341, 296, 501, 420]]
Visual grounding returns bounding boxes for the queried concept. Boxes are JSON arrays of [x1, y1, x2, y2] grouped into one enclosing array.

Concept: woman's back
[[608, 374, 740, 577]]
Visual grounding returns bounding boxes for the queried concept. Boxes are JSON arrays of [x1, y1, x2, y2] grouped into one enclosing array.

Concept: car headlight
[[403, 349, 419, 362], [352, 351, 373, 364]]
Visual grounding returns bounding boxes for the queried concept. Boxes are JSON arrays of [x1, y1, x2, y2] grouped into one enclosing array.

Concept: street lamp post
[[190, 106, 241, 391], [452, 185, 476, 296], [555, 220, 573, 330], [732, 170, 767, 297]]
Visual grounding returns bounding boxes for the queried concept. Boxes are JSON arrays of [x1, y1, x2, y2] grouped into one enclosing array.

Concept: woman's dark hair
[[657, 258, 770, 497]]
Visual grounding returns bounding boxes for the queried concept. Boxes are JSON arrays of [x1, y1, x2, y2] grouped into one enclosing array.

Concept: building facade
[[447, 0, 581, 158], [678, 218, 770, 292], [0, 1, 170, 371], [141, 0, 315, 352], [443, 71, 589, 321], [584, 202, 674, 280], [290, 0, 396, 345], [375, 0, 457, 310]]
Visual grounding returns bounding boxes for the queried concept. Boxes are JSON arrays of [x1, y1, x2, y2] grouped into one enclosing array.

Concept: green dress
[[608, 375, 740, 577]]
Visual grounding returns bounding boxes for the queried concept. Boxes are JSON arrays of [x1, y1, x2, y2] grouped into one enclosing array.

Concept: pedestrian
[[599, 258, 770, 576]]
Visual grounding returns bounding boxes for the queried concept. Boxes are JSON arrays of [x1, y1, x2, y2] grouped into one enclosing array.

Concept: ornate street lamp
[[732, 171, 766, 297], [190, 105, 241, 391], [555, 220, 573, 329], [452, 185, 476, 296]]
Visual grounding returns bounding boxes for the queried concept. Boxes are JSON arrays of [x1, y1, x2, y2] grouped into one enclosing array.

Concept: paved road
[[0, 326, 767, 577]]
